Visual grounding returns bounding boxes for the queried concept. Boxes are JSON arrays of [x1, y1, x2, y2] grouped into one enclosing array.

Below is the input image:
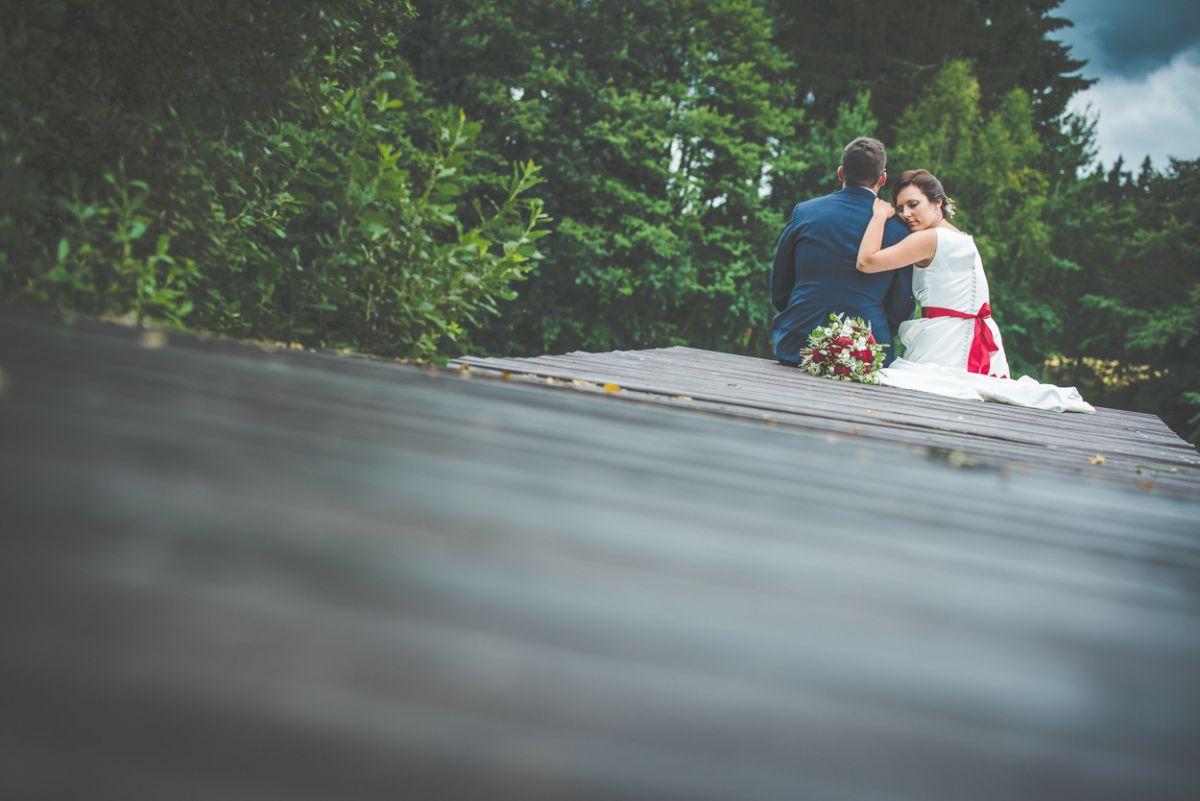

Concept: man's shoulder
[[788, 190, 843, 221], [797, 190, 843, 209]]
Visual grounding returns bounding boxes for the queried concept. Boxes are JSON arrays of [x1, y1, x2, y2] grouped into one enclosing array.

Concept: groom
[[770, 137, 913, 366]]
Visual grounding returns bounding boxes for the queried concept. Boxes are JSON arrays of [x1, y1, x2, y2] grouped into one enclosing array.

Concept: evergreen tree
[[770, 0, 1091, 141]]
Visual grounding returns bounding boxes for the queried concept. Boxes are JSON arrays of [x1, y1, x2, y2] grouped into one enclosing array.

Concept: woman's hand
[[873, 198, 896, 219]]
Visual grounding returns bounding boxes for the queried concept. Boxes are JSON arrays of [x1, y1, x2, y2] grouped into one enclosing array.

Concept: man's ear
[[837, 165, 845, 184], [876, 171, 887, 191]]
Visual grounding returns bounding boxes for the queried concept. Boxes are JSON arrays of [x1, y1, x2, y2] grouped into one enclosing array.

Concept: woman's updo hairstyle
[[893, 169, 957, 219]]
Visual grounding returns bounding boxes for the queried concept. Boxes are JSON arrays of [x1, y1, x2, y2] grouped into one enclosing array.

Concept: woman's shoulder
[[932, 226, 976, 252], [928, 226, 978, 269]]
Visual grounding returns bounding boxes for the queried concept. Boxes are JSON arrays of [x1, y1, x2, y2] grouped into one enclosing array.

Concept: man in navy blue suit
[[770, 137, 913, 366]]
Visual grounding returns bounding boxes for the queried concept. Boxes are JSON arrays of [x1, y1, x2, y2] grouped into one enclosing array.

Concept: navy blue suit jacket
[[770, 185, 914, 365]]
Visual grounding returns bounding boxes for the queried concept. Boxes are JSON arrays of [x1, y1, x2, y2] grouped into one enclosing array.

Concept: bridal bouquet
[[799, 313, 887, 384]]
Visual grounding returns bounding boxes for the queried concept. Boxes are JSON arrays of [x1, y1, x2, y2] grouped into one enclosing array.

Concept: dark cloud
[[1056, 0, 1200, 167], [1056, 0, 1200, 77]]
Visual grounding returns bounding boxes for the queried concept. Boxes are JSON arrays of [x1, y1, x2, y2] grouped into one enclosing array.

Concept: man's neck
[[842, 183, 878, 196]]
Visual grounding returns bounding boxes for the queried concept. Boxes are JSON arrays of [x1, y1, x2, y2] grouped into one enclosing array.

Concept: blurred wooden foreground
[[1, 304, 1198, 801]]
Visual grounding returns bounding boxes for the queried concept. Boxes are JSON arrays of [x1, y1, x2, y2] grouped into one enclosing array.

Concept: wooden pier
[[2, 304, 1198, 800]]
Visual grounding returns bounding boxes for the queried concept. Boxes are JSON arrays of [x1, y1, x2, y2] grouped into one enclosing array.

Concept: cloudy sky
[[1054, 0, 1200, 170]]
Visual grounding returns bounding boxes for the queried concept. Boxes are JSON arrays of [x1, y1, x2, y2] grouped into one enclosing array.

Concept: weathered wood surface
[[2, 305, 1199, 801], [456, 347, 1200, 495]]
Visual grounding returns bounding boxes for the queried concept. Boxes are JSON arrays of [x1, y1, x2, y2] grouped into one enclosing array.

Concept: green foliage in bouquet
[[800, 313, 887, 384]]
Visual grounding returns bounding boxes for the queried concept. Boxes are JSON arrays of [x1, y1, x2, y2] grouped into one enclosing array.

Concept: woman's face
[[895, 185, 943, 231]]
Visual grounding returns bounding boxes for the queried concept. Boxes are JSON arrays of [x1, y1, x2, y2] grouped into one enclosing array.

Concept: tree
[[769, 0, 1091, 142], [402, 0, 805, 356]]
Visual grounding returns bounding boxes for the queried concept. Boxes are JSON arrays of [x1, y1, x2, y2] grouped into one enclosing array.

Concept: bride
[[856, 169, 1094, 413]]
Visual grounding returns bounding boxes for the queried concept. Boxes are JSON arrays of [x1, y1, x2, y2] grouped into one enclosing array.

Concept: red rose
[[811, 347, 824, 363], [834, 336, 853, 347], [866, 333, 876, 344], [834, 364, 851, 376]]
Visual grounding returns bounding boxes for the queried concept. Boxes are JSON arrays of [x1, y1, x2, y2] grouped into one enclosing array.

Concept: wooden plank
[[455, 347, 1200, 494], [2, 304, 1200, 800]]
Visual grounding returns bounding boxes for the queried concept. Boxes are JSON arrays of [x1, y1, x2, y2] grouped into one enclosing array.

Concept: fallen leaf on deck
[[847, 425, 861, 435], [501, 371, 513, 381], [572, 379, 595, 387], [457, 364, 470, 375], [139, 330, 167, 349], [603, 383, 622, 392], [545, 377, 561, 385], [1090, 454, 1106, 465], [947, 450, 971, 468], [727, 383, 742, 389]]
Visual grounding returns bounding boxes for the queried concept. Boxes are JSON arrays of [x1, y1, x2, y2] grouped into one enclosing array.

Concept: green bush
[[19, 164, 198, 326], [179, 63, 551, 358], [0, 1, 550, 361]]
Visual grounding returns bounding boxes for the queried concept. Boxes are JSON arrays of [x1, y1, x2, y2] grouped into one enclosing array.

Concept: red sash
[[923, 302, 998, 375]]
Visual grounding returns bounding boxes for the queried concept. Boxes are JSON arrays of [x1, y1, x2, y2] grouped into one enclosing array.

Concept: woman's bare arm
[[857, 199, 937, 273]]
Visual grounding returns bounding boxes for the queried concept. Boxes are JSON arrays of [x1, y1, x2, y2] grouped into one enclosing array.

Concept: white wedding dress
[[878, 227, 1094, 413]]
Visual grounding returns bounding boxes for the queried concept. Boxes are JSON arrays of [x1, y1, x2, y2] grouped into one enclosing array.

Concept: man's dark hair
[[841, 137, 888, 187]]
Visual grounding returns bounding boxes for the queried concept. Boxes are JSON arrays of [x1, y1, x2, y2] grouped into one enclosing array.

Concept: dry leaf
[[947, 450, 970, 468], [1138, 480, 1155, 492], [501, 370, 513, 381], [847, 425, 861, 435], [603, 383, 622, 393], [139, 330, 167, 350], [457, 364, 470, 375], [572, 378, 595, 387], [727, 383, 742, 389], [1090, 454, 1106, 465], [545, 376, 561, 385], [675, 395, 693, 401]]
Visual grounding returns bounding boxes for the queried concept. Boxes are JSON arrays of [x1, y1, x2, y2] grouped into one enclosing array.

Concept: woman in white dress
[[856, 169, 1093, 413]]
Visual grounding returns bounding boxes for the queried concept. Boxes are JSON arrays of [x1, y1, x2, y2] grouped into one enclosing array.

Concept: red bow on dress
[[922, 302, 998, 375]]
